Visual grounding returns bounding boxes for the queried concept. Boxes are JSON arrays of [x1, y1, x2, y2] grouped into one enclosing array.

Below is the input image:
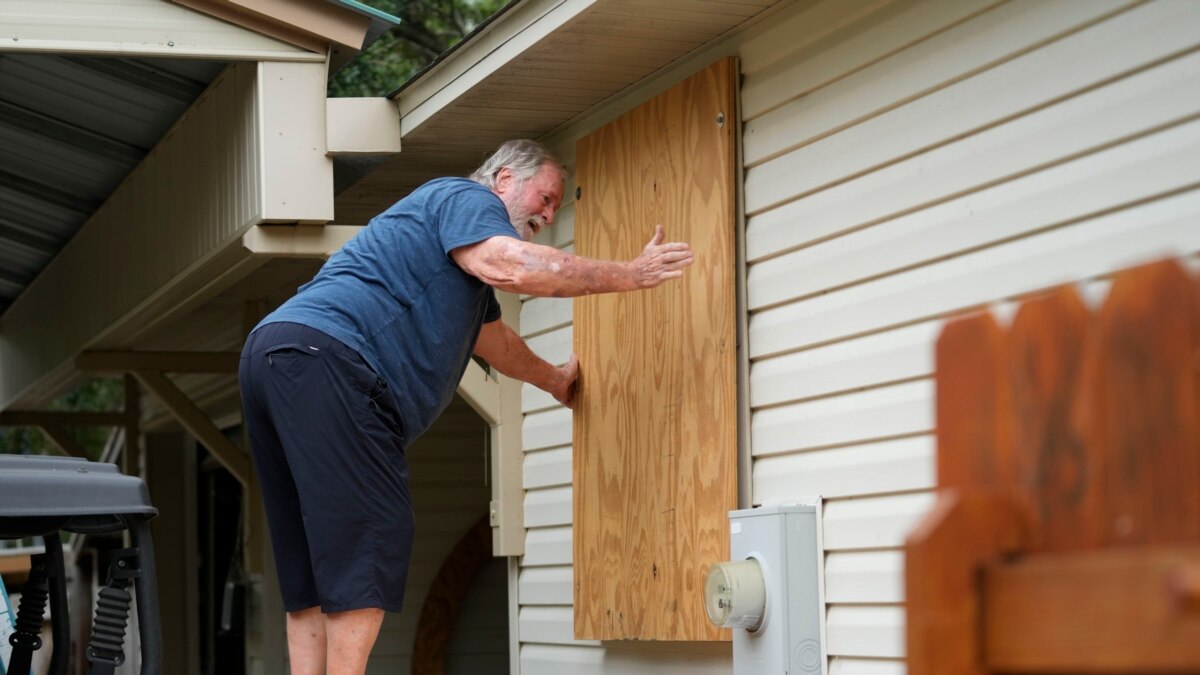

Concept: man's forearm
[[474, 319, 564, 393], [452, 226, 692, 298], [479, 238, 639, 297]]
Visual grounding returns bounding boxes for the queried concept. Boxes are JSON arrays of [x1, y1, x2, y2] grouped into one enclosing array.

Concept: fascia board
[[395, 0, 597, 136], [326, 98, 402, 156], [177, 0, 371, 52], [0, 0, 323, 61]]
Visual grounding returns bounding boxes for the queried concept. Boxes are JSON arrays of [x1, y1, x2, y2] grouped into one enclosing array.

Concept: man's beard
[[508, 207, 546, 242]]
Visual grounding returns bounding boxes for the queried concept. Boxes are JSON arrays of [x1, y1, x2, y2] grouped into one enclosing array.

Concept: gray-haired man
[[239, 139, 693, 674]]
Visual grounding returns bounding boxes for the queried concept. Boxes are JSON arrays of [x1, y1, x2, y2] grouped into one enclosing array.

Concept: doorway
[[370, 394, 508, 673]]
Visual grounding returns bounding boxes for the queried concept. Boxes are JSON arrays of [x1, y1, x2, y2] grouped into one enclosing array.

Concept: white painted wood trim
[[458, 360, 502, 425], [242, 224, 363, 257], [326, 98, 402, 156], [257, 61, 334, 223], [396, 0, 598, 135], [492, 291, 527, 555], [0, 0, 323, 60]]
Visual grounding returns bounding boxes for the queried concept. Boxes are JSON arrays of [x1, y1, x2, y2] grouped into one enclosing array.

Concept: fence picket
[[936, 313, 1014, 490], [1008, 286, 1098, 551], [1088, 260, 1200, 546]]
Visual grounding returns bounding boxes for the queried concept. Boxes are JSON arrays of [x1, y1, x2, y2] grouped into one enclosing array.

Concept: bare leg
[[325, 607, 385, 675], [286, 607, 327, 675]]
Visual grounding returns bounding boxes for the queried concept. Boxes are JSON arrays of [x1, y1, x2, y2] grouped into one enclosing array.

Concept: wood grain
[[1007, 287, 1099, 551], [983, 546, 1200, 672], [909, 259, 1200, 674], [1087, 261, 1200, 546], [573, 57, 737, 642], [905, 490, 1028, 675], [911, 304, 1027, 675], [935, 313, 1014, 490]]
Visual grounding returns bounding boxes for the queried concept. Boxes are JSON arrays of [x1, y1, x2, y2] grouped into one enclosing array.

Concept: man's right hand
[[630, 224, 695, 289], [549, 354, 580, 409]]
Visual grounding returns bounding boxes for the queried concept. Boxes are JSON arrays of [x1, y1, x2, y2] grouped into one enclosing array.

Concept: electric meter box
[[723, 503, 824, 675]]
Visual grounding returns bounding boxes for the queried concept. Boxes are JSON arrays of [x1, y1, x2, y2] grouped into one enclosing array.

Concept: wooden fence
[[906, 258, 1200, 673]]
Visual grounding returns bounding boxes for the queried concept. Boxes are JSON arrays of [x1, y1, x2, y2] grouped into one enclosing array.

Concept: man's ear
[[494, 167, 515, 196]]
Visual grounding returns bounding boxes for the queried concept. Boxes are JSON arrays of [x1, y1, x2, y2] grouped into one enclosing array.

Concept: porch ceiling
[[0, 0, 391, 321], [0, 0, 336, 319], [0, 54, 228, 315]]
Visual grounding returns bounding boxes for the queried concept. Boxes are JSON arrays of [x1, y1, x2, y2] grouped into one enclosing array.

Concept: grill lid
[[0, 454, 157, 537]]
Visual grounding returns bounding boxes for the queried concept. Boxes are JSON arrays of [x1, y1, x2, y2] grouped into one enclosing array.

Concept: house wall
[[367, 397, 508, 674], [517, 0, 1200, 673]]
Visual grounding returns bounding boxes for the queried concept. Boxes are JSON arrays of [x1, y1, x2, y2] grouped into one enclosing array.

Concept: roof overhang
[[1, 0, 787, 412], [0, 0, 405, 411], [1, 0, 326, 61], [170, 0, 399, 71], [334, 0, 786, 223], [0, 58, 335, 410]]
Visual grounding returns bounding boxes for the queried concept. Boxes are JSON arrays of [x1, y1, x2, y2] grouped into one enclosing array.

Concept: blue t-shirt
[[257, 177, 520, 445]]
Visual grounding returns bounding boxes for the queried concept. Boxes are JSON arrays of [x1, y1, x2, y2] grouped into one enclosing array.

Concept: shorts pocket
[[367, 377, 403, 430], [265, 343, 321, 365], [261, 341, 319, 367]]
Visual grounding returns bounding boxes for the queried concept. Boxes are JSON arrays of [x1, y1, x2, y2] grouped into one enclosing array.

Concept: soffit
[[0, 53, 228, 315], [0, 0, 389, 414], [334, 0, 786, 224], [0, 0, 382, 319]]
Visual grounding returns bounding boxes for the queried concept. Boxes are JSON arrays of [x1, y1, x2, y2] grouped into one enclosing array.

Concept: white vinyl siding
[[515, 0, 1200, 673], [742, 0, 1200, 672]]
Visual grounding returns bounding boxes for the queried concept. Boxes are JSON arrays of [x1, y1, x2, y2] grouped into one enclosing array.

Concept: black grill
[[0, 454, 161, 675]]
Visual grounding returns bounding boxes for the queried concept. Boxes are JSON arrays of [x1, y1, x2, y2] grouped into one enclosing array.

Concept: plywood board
[[572, 57, 737, 641]]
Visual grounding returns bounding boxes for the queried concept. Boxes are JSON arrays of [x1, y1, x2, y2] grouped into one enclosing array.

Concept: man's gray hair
[[470, 139, 567, 189]]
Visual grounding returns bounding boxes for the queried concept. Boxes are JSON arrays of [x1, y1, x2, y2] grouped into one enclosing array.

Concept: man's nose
[[543, 205, 557, 225]]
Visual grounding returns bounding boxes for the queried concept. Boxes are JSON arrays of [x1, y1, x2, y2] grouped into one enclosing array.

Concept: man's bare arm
[[474, 319, 578, 408], [451, 224, 693, 297]]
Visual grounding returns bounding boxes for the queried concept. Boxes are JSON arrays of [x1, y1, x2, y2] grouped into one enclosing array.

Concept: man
[[238, 139, 694, 674]]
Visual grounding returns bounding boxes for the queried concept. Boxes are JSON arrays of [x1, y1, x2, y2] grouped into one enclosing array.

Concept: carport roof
[[0, 0, 397, 316], [0, 54, 228, 315]]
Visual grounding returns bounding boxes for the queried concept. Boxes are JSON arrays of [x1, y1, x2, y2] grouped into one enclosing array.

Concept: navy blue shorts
[[239, 322, 413, 613]]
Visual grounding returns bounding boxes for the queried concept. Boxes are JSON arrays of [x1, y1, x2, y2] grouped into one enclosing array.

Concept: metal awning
[[0, 0, 398, 318], [0, 54, 228, 315]]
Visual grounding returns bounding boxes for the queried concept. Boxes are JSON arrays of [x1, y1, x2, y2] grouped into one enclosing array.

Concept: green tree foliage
[[330, 0, 507, 97], [0, 378, 124, 459]]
